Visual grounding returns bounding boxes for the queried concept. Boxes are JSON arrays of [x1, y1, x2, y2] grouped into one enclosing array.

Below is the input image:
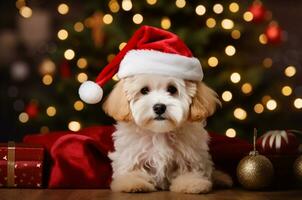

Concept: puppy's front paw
[[170, 173, 212, 194], [111, 173, 156, 193]]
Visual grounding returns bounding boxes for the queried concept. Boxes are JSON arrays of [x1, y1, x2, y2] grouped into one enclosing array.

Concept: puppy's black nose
[[153, 103, 166, 115]]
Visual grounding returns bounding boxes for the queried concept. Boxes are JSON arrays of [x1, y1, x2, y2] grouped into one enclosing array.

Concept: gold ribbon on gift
[[7, 141, 15, 187]]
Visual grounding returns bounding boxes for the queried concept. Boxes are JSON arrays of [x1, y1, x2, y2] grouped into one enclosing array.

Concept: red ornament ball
[[25, 102, 39, 118], [265, 24, 283, 44], [248, 3, 266, 23], [257, 130, 299, 155]]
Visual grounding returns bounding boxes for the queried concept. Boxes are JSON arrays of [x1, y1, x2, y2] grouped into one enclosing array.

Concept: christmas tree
[[7, 0, 302, 139]]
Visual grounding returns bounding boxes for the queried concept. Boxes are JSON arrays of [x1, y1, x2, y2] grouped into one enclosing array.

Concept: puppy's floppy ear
[[189, 82, 221, 122], [102, 80, 132, 121]]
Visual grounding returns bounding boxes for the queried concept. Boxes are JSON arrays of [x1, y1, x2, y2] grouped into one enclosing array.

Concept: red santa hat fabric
[[79, 25, 203, 104]]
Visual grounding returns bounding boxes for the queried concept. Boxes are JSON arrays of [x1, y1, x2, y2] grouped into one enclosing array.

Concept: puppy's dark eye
[[167, 85, 177, 95], [140, 87, 149, 95]]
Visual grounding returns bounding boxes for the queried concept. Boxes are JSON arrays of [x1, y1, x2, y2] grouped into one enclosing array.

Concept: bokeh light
[[234, 108, 247, 120], [222, 91, 233, 102], [68, 121, 81, 132], [195, 5, 206, 16], [226, 128, 236, 138]]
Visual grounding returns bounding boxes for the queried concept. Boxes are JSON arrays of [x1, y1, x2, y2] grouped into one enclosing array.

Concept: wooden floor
[[0, 189, 301, 200]]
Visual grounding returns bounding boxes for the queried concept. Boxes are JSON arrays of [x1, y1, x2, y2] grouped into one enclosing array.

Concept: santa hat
[[79, 25, 203, 104]]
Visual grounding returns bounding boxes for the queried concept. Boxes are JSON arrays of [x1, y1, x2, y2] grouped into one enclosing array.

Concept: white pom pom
[[78, 81, 103, 104]]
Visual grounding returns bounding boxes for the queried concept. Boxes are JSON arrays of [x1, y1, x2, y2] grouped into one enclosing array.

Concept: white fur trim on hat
[[78, 81, 103, 104], [117, 50, 203, 81]]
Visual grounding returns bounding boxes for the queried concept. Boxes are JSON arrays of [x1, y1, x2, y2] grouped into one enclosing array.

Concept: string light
[[226, 128, 236, 138], [254, 103, 264, 114], [108, 0, 120, 13], [19, 112, 29, 123], [259, 34, 268, 44], [112, 74, 119, 81], [213, 4, 223, 14], [119, 42, 127, 50], [19, 6, 32, 18], [243, 11, 253, 22], [222, 91, 232, 102], [284, 66, 296, 77], [229, 2, 239, 13], [74, 22, 84, 32], [16, 0, 26, 9], [230, 72, 241, 83], [77, 58, 88, 69], [42, 75, 53, 85], [208, 56, 219, 67], [64, 49, 75, 60], [39, 59, 56, 75], [266, 99, 277, 110], [46, 106, 56, 117], [195, 5, 206, 16], [77, 73, 88, 83], [262, 95, 271, 104], [57, 29, 68, 40], [234, 108, 247, 120], [122, 0, 132, 11], [281, 86, 292, 96], [57, 3, 69, 15], [294, 98, 302, 109], [231, 30, 241, 39], [68, 121, 81, 132], [74, 100, 84, 111], [146, 0, 157, 5], [221, 19, 234, 30], [241, 83, 253, 94], [206, 18, 216, 28], [225, 45, 236, 56], [175, 0, 186, 8], [161, 17, 171, 29], [103, 14, 113, 24], [133, 14, 143, 24], [263, 57, 273, 68]]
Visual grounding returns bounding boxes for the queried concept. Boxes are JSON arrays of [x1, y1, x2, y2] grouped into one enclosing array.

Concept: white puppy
[[103, 74, 232, 193]]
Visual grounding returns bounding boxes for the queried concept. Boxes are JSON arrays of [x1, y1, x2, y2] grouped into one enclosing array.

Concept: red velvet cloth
[[23, 126, 252, 188]]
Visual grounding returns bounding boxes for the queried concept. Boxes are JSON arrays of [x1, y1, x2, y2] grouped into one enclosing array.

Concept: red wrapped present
[[0, 142, 44, 188]]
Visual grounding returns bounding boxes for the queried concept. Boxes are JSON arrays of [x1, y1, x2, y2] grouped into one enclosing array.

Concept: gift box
[[0, 142, 44, 188]]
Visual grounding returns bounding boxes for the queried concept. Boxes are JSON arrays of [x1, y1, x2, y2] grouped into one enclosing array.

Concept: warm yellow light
[[74, 22, 84, 32], [46, 106, 56, 117], [40, 59, 56, 75], [16, 0, 26, 9], [119, 42, 127, 51], [146, 0, 157, 5], [112, 74, 119, 81], [64, 49, 75, 60], [161, 17, 171, 29], [284, 66, 296, 77], [57, 3, 69, 15], [243, 11, 253, 22], [122, 0, 132, 11], [266, 99, 277, 110], [226, 128, 236, 138], [225, 45, 236, 56], [254, 103, 264, 114], [108, 0, 120, 13], [175, 0, 186, 8], [206, 18, 216, 28], [208, 56, 219, 67], [221, 19, 234, 30], [241, 83, 253, 94], [107, 54, 115, 62], [74, 100, 84, 111], [294, 98, 302, 109], [133, 14, 143, 24], [40, 126, 49, 134], [57, 29, 68, 40], [262, 95, 272, 104], [230, 72, 241, 83], [229, 2, 239, 13], [77, 73, 88, 83], [259, 34, 267, 44], [19, 6, 32, 18], [263, 57, 273, 68], [231, 30, 241, 39], [77, 58, 88, 69], [195, 5, 206, 16], [281, 86, 292, 96], [213, 4, 223, 14], [234, 108, 247, 120], [68, 121, 81, 132], [103, 14, 113, 24], [19, 112, 29, 123], [42, 75, 53, 85], [222, 91, 232, 102]]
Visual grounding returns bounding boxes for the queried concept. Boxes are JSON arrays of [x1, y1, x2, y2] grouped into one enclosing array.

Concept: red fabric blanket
[[23, 126, 252, 188]]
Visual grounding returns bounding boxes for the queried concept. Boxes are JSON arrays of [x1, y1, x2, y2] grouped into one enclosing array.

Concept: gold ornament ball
[[237, 154, 274, 189], [293, 155, 302, 183]]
